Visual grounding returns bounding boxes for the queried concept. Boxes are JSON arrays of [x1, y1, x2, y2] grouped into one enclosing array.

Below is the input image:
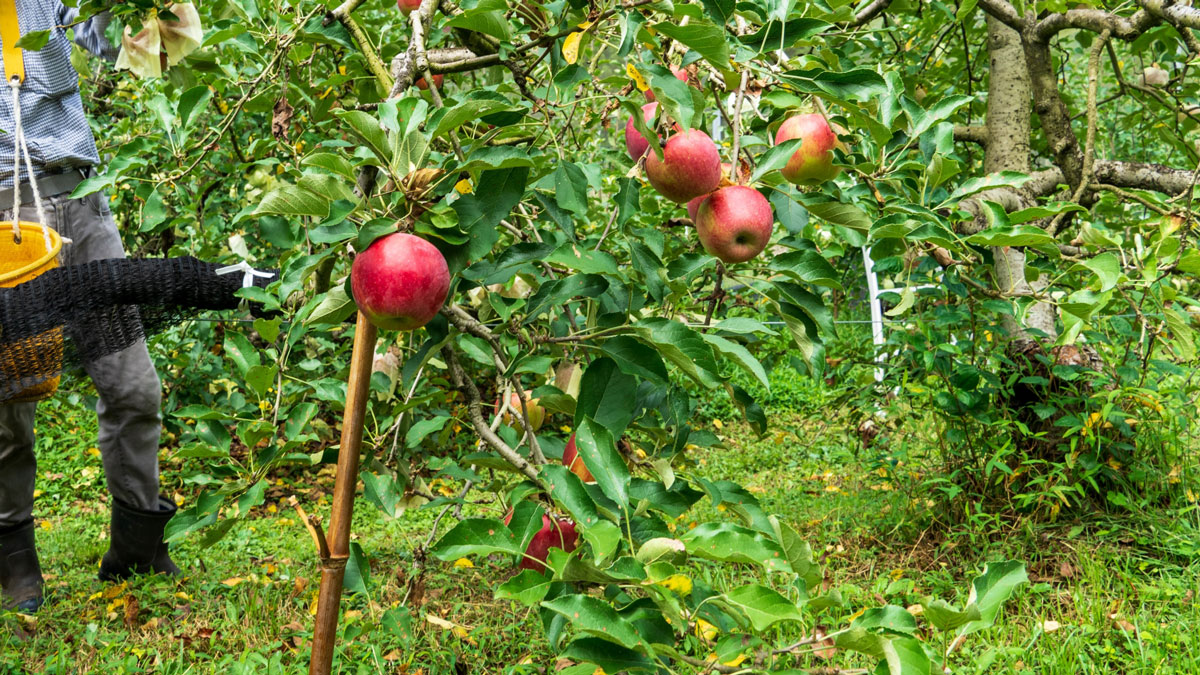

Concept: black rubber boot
[[0, 520, 44, 613], [98, 496, 182, 582]]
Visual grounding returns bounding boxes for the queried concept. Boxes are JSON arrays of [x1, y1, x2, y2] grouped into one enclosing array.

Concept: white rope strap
[[9, 76, 51, 251]]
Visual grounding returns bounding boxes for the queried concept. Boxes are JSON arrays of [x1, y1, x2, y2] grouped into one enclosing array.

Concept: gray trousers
[[0, 187, 162, 528]]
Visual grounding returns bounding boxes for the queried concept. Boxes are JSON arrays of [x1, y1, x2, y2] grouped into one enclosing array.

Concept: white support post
[[862, 246, 886, 383]]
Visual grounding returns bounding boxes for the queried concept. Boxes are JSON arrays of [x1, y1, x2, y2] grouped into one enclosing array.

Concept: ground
[[2, 390, 1197, 674]]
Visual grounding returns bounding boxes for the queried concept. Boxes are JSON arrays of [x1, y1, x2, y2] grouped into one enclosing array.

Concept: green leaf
[[923, 599, 982, 631], [445, 10, 512, 41], [254, 183, 331, 218], [615, 177, 639, 228], [575, 358, 638, 436], [779, 68, 887, 101], [541, 594, 647, 651], [771, 250, 842, 289], [223, 333, 260, 376], [944, 172, 1032, 204], [738, 19, 830, 50], [632, 318, 721, 388], [344, 542, 372, 595], [431, 518, 523, 560], [575, 418, 631, 509], [723, 584, 804, 631], [580, 520, 622, 565], [803, 198, 872, 233], [769, 516, 820, 588], [452, 167, 531, 263], [853, 606, 918, 634], [406, 416, 451, 448], [884, 287, 916, 317], [244, 365, 277, 398], [702, 334, 769, 390], [433, 99, 523, 138], [337, 110, 393, 165], [651, 20, 730, 68], [967, 225, 1059, 256], [960, 561, 1028, 635], [552, 162, 590, 215], [547, 244, 619, 274], [834, 627, 890, 659], [1071, 252, 1120, 292], [541, 465, 604, 529], [306, 285, 357, 325], [15, 30, 50, 50], [178, 85, 212, 130], [680, 523, 790, 572], [523, 274, 609, 323], [561, 638, 656, 673], [506, 500, 547, 553], [751, 139, 804, 182], [599, 336, 670, 383], [882, 637, 933, 675], [496, 570, 554, 606]]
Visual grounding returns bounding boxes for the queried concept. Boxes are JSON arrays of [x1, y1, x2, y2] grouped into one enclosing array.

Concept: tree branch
[[850, 0, 894, 27], [953, 125, 989, 145], [975, 0, 1025, 32]]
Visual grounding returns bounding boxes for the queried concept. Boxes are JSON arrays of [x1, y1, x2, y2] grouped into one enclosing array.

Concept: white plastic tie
[[215, 261, 275, 288]]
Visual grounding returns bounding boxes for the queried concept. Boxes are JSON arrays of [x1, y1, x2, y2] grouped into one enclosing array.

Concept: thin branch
[[953, 125, 989, 145], [850, 0, 894, 27]]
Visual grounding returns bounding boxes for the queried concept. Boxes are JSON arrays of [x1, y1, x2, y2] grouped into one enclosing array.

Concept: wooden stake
[[309, 312, 379, 675]]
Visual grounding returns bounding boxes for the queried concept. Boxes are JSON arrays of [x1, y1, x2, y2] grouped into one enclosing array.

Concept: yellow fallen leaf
[[1042, 619, 1061, 632], [452, 558, 474, 568], [221, 577, 246, 588], [455, 179, 473, 194], [695, 618, 718, 641], [712, 419, 723, 430]]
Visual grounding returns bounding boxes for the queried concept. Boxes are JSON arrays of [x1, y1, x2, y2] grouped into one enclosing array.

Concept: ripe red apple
[[351, 232, 450, 331], [504, 511, 579, 571], [562, 433, 595, 483], [415, 74, 444, 90], [644, 129, 722, 203], [397, 0, 422, 13], [645, 66, 690, 102], [624, 103, 681, 161], [695, 185, 774, 264], [685, 163, 732, 220], [775, 113, 845, 185]]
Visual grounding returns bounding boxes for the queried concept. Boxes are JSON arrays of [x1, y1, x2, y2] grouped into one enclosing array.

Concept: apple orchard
[[70, 0, 1200, 671]]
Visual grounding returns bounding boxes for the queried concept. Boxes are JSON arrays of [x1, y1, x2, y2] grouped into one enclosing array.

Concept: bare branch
[[975, 0, 1024, 32], [1035, 9, 1153, 41], [850, 0, 894, 27], [953, 125, 989, 145]]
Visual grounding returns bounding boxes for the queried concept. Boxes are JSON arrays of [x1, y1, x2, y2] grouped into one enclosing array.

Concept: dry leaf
[[812, 625, 837, 659], [1041, 619, 1061, 632], [1059, 561, 1076, 579], [272, 97, 294, 142]]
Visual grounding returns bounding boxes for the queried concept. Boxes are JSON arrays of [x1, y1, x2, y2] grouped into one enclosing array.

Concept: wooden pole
[[309, 312, 379, 675]]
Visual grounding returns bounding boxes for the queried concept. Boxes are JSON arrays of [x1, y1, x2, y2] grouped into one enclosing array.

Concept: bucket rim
[[0, 221, 62, 285]]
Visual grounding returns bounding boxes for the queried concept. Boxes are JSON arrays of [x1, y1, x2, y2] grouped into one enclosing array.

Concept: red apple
[[562, 433, 595, 483], [644, 129, 722, 203], [504, 511, 579, 571], [685, 163, 732, 220], [775, 113, 845, 185], [351, 232, 450, 331], [415, 74, 444, 90], [624, 103, 680, 161], [645, 66, 691, 102], [397, 0, 422, 13], [695, 185, 774, 264]]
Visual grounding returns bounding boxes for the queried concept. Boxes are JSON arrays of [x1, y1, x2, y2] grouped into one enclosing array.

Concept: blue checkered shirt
[[0, 1, 117, 188]]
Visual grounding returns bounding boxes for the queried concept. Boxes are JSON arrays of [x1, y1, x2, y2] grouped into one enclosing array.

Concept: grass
[[2, 391, 1198, 674]]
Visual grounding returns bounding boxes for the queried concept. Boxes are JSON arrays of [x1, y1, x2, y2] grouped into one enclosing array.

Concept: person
[[0, 1, 180, 614]]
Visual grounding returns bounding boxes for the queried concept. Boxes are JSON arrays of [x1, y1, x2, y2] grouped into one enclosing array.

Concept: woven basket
[[0, 222, 63, 402]]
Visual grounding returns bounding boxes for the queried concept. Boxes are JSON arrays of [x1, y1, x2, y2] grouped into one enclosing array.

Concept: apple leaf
[[575, 357, 638, 437], [575, 417, 632, 509], [598, 336, 670, 384], [923, 599, 983, 632], [680, 522, 791, 572], [751, 138, 804, 182], [541, 594, 648, 652], [702, 334, 769, 391], [431, 518, 523, 560], [852, 606, 919, 635], [959, 561, 1028, 636], [651, 20, 730, 69], [496, 569, 554, 606], [722, 584, 805, 631], [506, 499, 547, 553], [541, 465, 604, 529]]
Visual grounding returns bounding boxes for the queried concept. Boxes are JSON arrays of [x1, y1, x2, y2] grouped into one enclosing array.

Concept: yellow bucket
[[0, 221, 64, 402]]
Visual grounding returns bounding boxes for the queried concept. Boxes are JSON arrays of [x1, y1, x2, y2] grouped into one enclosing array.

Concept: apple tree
[[98, 0, 1200, 668]]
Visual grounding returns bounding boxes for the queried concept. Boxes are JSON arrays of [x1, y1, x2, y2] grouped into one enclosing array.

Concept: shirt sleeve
[[57, 5, 120, 62]]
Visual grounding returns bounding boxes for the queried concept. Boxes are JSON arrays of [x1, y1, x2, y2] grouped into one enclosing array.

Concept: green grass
[[3, 394, 1198, 674]]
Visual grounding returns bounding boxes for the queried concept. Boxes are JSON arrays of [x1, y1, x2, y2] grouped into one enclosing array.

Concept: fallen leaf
[[1059, 561, 1075, 579], [1042, 619, 1061, 632]]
